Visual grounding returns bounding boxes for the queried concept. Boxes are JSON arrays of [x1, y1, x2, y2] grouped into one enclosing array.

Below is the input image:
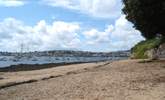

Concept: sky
[[0, 0, 144, 52]]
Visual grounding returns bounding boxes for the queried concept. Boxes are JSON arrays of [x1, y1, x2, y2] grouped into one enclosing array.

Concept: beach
[[0, 60, 165, 100]]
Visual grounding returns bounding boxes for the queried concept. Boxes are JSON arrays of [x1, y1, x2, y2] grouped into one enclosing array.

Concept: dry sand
[[0, 60, 165, 100]]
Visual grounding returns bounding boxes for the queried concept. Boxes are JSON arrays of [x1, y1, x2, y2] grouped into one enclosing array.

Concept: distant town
[[0, 50, 130, 57]]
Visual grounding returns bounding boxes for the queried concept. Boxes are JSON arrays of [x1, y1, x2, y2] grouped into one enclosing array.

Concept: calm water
[[0, 56, 128, 68]]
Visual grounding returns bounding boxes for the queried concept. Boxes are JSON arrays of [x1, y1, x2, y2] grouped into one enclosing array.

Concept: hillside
[[131, 37, 165, 59]]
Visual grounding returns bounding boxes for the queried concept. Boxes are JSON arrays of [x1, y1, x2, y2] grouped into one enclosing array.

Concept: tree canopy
[[122, 0, 165, 39]]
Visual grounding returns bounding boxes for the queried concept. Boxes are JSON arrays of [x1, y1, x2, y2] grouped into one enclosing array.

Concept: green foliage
[[122, 0, 165, 39], [132, 38, 163, 59]]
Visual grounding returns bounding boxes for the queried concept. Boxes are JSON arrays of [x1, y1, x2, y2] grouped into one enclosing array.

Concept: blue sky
[[0, 0, 144, 52]]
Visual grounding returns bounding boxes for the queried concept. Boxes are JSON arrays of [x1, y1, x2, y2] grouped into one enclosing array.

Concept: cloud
[[0, 18, 81, 52], [82, 15, 144, 51], [0, 15, 144, 52], [0, 0, 26, 7], [110, 15, 145, 50], [82, 28, 111, 45], [42, 0, 122, 19]]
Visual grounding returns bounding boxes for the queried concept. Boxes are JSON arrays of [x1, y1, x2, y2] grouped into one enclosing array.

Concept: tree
[[122, 0, 165, 39]]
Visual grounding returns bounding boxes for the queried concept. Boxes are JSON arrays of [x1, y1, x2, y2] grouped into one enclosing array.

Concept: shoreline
[[0, 59, 113, 72], [0, 61, 109, 90]]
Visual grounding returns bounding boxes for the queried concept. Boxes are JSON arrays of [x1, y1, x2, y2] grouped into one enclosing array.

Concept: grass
[[132, 37, 164, 59]]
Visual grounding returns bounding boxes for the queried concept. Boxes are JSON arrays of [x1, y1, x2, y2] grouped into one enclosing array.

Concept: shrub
[[132, 37, 163, 59]]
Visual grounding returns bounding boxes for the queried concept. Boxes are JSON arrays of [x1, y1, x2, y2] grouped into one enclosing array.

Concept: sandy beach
[[0, 60, 165, 100]]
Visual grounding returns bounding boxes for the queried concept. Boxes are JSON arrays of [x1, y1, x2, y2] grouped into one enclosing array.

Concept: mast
[[20, 43, 24, 57]]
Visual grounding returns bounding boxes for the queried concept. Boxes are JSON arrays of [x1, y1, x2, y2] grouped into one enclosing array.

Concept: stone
[[146, 43, 165, 60]]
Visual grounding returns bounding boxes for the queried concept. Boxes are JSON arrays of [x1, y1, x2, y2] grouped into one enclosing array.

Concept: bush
[[132, 37, 163, 59]]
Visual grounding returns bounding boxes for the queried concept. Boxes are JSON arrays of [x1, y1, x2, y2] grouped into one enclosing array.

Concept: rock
[[157, 43, 165, 58], [146, 48, 158, 60], [130, 53, 136, 59], [146, 43, 165, 60]]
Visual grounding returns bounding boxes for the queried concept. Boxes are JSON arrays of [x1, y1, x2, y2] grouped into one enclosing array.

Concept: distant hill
[[0, 50, 130, 57]]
